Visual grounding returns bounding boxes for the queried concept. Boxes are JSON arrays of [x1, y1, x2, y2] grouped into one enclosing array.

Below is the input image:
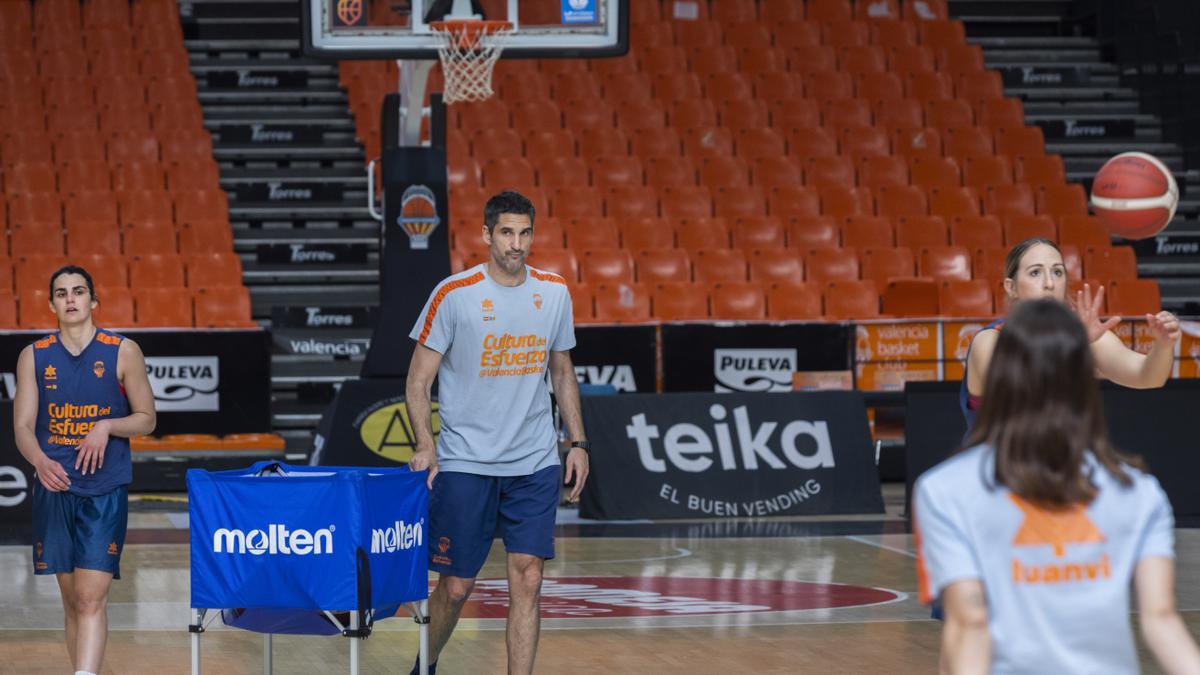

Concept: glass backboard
[[301, 0, 628, 60]]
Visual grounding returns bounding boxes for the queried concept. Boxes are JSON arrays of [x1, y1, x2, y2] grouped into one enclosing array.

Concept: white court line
[[845, 535, 917, 559]]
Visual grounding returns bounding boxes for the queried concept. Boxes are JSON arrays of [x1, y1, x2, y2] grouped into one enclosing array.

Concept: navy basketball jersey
[[33, 328, 132, 496], [959, 319, 1004, 436]]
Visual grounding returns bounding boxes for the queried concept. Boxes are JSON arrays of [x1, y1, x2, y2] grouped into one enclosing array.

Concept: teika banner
[[579, 391, 883, 519]]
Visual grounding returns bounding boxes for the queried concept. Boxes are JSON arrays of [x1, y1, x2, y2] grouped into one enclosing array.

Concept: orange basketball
[[1089, 152, 1178, 240]]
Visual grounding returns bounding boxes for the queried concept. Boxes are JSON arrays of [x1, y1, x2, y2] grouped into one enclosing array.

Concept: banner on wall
[[579, 391, 884, 519], [572, 325, 656, 393], [660, 324, 852, 392]]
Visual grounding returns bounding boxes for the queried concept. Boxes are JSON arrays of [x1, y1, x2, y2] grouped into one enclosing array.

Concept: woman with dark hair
[[961, 237, 1180, 432], [915, 299, 1199, 674]]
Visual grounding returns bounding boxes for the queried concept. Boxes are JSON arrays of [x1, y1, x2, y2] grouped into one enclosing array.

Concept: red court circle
[[454, 576, 902, 619]]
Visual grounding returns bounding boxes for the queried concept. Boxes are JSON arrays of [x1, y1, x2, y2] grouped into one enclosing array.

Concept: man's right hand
[[35, 456, 70, 492], [409, 446, 439, 489]]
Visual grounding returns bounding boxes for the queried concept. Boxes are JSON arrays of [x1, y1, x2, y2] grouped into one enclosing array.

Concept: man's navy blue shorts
[[428, 464, 559, 578], [32, 483, 128, 579]]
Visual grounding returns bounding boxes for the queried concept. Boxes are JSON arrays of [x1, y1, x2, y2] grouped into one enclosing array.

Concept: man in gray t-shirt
[[404, 190, 589, 675]]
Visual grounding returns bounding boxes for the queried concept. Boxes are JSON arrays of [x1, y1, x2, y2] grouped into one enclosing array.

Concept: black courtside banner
[[579, 391, 884, 519], [905, 380, 1200, 518], [0, 402, 34, 528], [310, 378, 439, 467], [361, 93, 451, 378], [572, 325, 656, 393], [660, 324, 852, 392], [0, 331, 270, 435]]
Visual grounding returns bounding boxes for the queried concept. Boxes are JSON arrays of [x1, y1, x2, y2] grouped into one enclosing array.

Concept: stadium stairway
[[181, 0, 380, 450], [954, 0, 1200, 313]]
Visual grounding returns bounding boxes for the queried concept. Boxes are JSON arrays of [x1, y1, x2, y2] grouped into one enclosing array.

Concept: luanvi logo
[[145, 356, 219, 411], [713, 349, 797, 392], [625, 404, 835, 473]]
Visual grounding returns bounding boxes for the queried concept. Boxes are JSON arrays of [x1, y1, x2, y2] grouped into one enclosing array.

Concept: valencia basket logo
[[396, 185, 441, 250]]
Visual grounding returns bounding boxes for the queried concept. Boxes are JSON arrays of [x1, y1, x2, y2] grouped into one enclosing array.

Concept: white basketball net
[[431, 23, 513, 104]]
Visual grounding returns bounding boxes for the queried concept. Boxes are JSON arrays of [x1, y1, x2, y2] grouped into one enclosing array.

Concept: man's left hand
[[564, 446, 590, 503]]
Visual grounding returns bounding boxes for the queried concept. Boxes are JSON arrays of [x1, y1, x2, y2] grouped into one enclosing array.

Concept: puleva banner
[[579, 392, 884, 519], [188, 463, 428, 612]]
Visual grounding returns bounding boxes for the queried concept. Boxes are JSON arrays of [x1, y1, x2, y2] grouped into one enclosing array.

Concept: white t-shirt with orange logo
[[914, 444, 1174, 675], [410, 264, 575, 476]]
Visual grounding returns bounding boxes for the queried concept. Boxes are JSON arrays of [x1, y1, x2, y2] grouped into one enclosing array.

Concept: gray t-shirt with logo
[[410, 264, 575, 476], [914, 444, 1174, 675]]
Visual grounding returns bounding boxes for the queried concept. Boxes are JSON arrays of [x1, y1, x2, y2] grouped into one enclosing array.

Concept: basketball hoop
[[429, 19, 513, 104]]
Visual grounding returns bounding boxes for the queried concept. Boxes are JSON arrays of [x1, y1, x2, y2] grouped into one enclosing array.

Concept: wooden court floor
[[1, 494, 1198, 674]]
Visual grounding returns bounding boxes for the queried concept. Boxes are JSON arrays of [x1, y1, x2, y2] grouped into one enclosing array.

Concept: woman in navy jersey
[[12, 266, 156, 675], [961, 238, 1181, 433]]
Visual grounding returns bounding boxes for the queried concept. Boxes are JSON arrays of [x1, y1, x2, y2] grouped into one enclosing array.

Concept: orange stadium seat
[[636, 249, 691, 283], [985, 184, 1037, 217], [133, 287, 192, 327], [956, 71, 1005, 101], [770, 186, 822, 218], [1015, 154, 1066, 185], [617, 99, 668, 130], [825, 99, 874, 129], [640, 47, 689, 76], [962, 155, 1014, 188], [620, 219, 674, 250], [58, 160, 112, 194], [691, 48, 741, 77], [806, 247, 860, 282], [8, 194, 62, 226], [943, 126, 993, 161], [600, 72, 653, 103], [113, 159, 165, 191], [859, 156, 909, 189], [547, 186, 601, 218], [874, 98, 924, 130], [823, 20, 870, 49], [1060, 244, 1083, 280], [950, 215, 1004, 250], [892, 127, 942, 159], [787, 215, 840, 248], [994, 126, 1046, 158], [735, 128, 786, 159], [579, 248, 635, 285], [652, 282, 709, 321], [925, 99, 974, 131], [939, 279, 994, 317], [1085, 246, 1138, 281], [841, 46, 888, 75], [194, 286, 254, 328], [537, 156, 590, 189], [5, 162, 57, 194], [593, 283, 651, 323], [820, 186, 874, 217], [896, 215, 949, 248], [877, 185, 929, 217], [714, 185, 767, 218], [806, 72, 855, 101], [1059, 216, 1110, 249], [888, 45, 935, 76], [645, 157, 698, 187], [662, 186, 714, 219], [974, 246, 1009, 282], [749, 248, 804, 284], [66, 219, 122, 256], [10, 222, 65, 256], [786, 45, 837, 76], [805, 157, 856, 188], [786, 127, 838, 160], [929, 186, 982, 218], [883, 278, 939, 317], [1107, 279, 1159, 316], [732, 216, 785, 249], [693, 249, 748, 283], [527, 248, 579, 282], [673, 20, 722, 49], [1004, 214, 1058, 245], [856, 0, 901, 19], [919, 245, 972, 280], [757, 74, 804, 104], [185, 252, 242, 288], [751, 157, 803, 188], [91, 285, 134, 327], [979, 98, 1026, 131], [909, 156, 960, 188], [19, 290, 59, 329], [1037, 184, 1089, 217], [630, 127, 680, 160], [3, 133, 55, 166], [652, 73, 704, 104], [700, 156, 750, 188], [605, 186, 659, 219], [179, 219, 234, 254], [129, 254, 185, 288], [70, 253, 127, 290], [861, 246, 916, 291], [738, 47, 788, 75], [825, 280, 880, 319], [907, 71, 954, 100], [159, 130, 213, 164], [936, 44, 985, 76], [677, 219, 730, 251], [122, 221, 177, 255], [565, 218, 620, 250], [684, 126, 735, 157], [107, 133, 159, 163], [766, 281, 823, 320], [472, 129, 522, 163], [0, 291, 17, 328], [711, 281, 766, 320], [669, 100, 718, 130], [842, 216, 894, 249], [711, 0, 758, 23], [523, 130, 575, 164], [552, 73, 600, 102]]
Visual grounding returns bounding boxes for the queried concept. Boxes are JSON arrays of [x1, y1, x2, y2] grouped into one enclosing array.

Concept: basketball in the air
[[1089, 152, 1179, 240]]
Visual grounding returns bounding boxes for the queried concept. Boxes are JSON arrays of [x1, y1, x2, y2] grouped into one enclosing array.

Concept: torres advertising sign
[[579, 392, 883, 519]]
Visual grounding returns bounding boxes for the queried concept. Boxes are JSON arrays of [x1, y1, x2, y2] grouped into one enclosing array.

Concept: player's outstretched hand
[[564, 447, 590, 503], [36, 455, 70, 492], [1074, 283, 1121, 343], [1146, 311, 1181, 345], [76, 419, 109, 476], [410, 448, 439, 489]]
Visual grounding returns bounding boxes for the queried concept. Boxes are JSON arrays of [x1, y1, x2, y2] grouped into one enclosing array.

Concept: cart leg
[[350, 612, 359, 675], [190, 609, 202, 675], [264, 633, 273, 675], [419, 599, 429, 675]]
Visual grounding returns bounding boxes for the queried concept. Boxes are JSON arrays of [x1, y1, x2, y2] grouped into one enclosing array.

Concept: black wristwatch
[[569, 440, 590, 452]]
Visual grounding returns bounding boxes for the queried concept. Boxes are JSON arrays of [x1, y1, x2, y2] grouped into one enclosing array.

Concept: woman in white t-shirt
[[914, 298, 1200, 674]]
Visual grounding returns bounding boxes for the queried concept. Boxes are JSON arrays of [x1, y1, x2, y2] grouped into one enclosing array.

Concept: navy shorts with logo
[[428, 464, 559, 578], [32, 483, 129, 579]]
